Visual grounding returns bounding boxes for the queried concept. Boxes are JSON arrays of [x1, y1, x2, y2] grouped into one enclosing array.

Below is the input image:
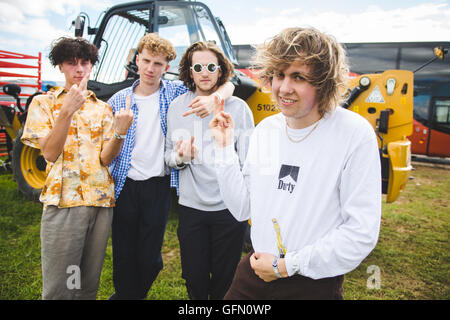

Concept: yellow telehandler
[[3, 0, 417, 203]]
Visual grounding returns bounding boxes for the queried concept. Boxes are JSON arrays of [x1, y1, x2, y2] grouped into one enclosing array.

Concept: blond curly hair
[[137, 33, 177, 62], [252, 27, 349, 116]]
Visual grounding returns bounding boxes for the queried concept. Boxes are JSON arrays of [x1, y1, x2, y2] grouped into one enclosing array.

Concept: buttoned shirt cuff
[[284, 246, 312, 277], [214, 143, 237, 166]]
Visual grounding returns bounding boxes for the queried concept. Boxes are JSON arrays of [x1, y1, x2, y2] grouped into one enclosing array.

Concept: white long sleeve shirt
[[215, 107, 382, 280], [165, 91, 254, 211]]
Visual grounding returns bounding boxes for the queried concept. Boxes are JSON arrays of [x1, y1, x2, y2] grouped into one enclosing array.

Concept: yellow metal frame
[[346, 70, 413, 142], [2, 114, 22, 140], [245, 85, 279, 125], [386, 139, 412, 203]]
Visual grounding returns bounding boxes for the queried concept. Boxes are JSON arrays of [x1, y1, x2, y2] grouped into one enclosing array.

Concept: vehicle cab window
[[434, 98, 450, 127]]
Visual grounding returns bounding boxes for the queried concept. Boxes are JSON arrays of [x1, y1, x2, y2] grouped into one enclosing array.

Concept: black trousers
[[111, 176, 171, 299], [177, 205, 247, 300]]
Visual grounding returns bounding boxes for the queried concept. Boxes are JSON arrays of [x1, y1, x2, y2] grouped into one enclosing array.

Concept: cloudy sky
[[1, 0, 449, 81]]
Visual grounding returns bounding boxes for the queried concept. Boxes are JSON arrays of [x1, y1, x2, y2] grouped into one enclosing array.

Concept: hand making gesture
[[208, 96, 234, 147], [182, 95, 217, 118], [114, 95, 134, 136], [62, 72, 90, 116], [175, 136, 198, 165]]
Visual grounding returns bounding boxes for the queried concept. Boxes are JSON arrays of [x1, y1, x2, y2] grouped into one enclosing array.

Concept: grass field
[[0, 163, 448, 300]]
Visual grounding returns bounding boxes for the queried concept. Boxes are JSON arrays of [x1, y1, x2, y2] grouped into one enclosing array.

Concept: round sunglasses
[[190, 63, 221, 73]]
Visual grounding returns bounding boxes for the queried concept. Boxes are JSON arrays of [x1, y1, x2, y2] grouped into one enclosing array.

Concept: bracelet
[[114, 131, 126, 140], [174, 153, 189, 167], [272, 257, 283, 278]]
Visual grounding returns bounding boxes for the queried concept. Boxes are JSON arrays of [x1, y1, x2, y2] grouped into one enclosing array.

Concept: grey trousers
[[40, 205, 113, 300]]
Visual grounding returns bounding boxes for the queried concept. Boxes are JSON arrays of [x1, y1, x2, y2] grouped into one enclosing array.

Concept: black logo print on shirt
[[277, 165, 299, 194]]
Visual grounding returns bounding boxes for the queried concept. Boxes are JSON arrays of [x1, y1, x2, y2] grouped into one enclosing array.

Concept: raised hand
[[62, 72, 90, 115], [208, 95, 234, 147], [175, 136, 198, 164], [182, 94, 215, 118], [114, 95, 134, 136]]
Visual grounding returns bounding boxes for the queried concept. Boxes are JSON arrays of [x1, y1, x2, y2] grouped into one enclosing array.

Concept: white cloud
[[226, 2, 450, 44], [0, 0, 109, 17], [42, 59, 65, 82], [0, 2, 25, 23], [2, 0, 449, 81], [254, 7, 271, 16], [0, 1, 87, 52], [1, 17, 69, 42], [0, 0, 111, 81]]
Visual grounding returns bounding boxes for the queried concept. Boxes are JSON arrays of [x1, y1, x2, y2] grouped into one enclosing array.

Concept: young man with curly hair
[[209, 27, 382, 299], [107, 34, 234, 300], [165, 41, 254, 300], [21, 37, 133, 299]]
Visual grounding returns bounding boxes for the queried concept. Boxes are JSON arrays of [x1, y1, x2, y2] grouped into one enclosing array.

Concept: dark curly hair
[[179, 41, 234, 92], [49, 37, 98, 66]]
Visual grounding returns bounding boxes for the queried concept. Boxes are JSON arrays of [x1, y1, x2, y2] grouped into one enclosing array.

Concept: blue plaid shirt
[[108, 79, 188, 200]]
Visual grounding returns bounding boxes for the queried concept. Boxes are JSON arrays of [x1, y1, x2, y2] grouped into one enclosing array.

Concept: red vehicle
[[409, 81, 450, 157], [1, 50, 41, 159], [0, 49, 45, 199]]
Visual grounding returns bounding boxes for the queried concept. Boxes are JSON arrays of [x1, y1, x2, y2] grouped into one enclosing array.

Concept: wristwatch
[[114, 131, 127, 140], [272, 257, 283, 278]]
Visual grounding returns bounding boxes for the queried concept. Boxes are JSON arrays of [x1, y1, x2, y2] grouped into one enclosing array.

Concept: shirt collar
[[54, 86, 98, 101], [54, 86, 65, 98], [131, 78, 165, 95], [131, 79, 141, 92], [159, 78, 167, 91]]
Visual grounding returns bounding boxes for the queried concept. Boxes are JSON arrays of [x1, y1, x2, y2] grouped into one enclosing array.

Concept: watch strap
[[272, 257, 282, 278]]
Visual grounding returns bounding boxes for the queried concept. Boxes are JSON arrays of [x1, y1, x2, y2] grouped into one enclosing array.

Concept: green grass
[[0, 163, 449, 300]]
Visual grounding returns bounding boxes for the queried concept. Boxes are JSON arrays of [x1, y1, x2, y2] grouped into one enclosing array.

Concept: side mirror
[[434, 46, 447, 60], [414, 46, 448, 73], [3, 84, 24, 112], [73, 15, 85, 37], [3, 83, 21, 98]]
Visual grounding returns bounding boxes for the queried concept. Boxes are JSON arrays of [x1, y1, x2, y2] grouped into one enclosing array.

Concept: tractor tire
[[12, 128, 46, 201]]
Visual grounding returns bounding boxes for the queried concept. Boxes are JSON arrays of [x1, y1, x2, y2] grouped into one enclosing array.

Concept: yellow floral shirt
[[21, 87, 115, 208]]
